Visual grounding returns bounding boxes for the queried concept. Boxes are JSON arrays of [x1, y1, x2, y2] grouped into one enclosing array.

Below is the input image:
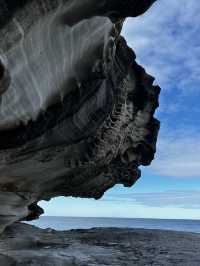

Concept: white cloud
[[106, 190, 200, 209], [123, 0, 200, 92], [150, 126, 200, 177], [150, 125, 200, 177], [39, 194, 200, 219], [122, 1, 200, 178]]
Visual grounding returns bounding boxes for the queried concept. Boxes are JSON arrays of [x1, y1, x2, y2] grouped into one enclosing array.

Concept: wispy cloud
[[105, 190, 200, 209], [123, 0, 200, 93], [151, 127, 200, 177], [123, 1, 200, 178]]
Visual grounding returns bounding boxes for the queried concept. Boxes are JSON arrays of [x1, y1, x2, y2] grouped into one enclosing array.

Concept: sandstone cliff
[[0, 0, 160, 233]]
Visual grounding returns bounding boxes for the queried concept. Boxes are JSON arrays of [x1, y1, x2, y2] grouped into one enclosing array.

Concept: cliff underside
[[0, 0, 160, 234]]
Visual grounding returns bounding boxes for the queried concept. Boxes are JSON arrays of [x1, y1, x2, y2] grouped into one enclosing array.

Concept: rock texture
[[0, 0, 160, 233], [1, 223, 200, 266]]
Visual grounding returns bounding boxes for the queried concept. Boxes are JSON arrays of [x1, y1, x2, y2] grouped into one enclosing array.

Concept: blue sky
[[40, 0, 200, 219]]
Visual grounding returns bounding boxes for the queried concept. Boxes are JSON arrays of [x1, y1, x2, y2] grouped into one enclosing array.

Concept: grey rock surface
[[0, 0, 160, 233], [1, 222, 200, 266]]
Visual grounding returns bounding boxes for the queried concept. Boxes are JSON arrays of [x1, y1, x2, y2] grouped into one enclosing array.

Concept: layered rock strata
[[0, 0, 160, 233]]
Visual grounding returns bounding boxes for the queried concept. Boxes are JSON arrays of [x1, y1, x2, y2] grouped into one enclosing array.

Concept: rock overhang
[[0, 0, 160, 233]]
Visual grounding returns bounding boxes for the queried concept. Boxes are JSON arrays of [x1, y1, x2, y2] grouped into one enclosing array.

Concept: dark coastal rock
[[0, 0, 160, 233], [1, 223, 200, 266]]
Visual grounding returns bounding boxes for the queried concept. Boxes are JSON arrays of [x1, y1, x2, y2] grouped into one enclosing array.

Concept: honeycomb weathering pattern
[[0, 0, 160, 233]]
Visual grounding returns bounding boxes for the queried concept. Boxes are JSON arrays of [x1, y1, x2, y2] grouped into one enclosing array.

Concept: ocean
[[28, 216, 200, 233]]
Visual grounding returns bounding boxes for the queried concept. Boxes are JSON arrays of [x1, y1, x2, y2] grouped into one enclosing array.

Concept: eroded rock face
[[0, 0, 160, 233]]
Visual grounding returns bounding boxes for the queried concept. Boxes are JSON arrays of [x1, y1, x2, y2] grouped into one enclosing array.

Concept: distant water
[[28, 216, 200, 233]]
